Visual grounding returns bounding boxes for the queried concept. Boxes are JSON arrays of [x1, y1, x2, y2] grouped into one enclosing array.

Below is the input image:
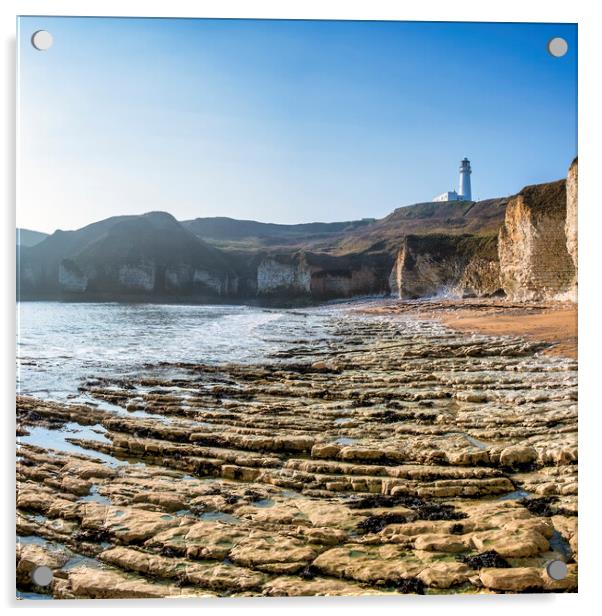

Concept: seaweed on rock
[[458, 550, 511, 570]]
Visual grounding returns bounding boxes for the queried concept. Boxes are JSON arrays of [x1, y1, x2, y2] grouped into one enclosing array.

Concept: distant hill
[[16, 195, 512, 302], [74, 211, 231, 270], [181, 216, 376, 251], [181, 200, 507, 254], [18, 212, 237, 299], [16, 228, 48, 247]]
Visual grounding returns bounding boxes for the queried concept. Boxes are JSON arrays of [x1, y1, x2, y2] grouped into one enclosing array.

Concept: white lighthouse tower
[[432, 157, 474, 202], [459, 157, 472, 201]]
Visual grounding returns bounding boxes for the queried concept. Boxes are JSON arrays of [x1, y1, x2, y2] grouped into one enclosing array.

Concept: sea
[[16, 301, 345, 403]]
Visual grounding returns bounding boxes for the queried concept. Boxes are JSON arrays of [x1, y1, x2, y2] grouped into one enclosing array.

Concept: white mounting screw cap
[[547, 37, 568, 58], [31, 30, 53, 51]]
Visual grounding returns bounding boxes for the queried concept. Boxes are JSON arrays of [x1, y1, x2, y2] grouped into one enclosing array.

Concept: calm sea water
[[17, 302, 339, 401]]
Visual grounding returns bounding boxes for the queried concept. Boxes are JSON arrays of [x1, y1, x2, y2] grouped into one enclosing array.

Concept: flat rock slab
[[16, 310, 578, 597]]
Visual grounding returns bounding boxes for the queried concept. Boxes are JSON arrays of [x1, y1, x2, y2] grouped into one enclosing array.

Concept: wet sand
[[361, 300, 577, 359]]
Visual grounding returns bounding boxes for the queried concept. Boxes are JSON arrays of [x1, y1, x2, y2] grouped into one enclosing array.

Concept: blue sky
[[17, 17, 577, 232]]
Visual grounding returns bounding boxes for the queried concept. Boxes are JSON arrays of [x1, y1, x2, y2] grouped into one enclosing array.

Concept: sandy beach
[[360, 300, 577, 359]]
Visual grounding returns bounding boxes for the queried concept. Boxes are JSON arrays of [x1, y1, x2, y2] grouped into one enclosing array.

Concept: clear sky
[[17, 17, 577, 233]]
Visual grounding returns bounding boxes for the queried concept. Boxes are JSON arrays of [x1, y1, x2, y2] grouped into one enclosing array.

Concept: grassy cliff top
[[515, 179, 567, 217], [181, 197, 509, 256]]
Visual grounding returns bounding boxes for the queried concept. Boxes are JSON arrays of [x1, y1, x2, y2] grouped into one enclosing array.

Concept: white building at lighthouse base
[[433, 158, 473, 202], [433, 190, 463, 202]]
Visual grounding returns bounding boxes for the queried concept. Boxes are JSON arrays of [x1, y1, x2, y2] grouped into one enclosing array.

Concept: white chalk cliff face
[[310, 267, 382, 299], [388, 158, 578, 304], [163, 264, 235, 295], [58, 262, 88, 293], [192, 269, 238, 296], [498, 177, 576, 302], [565, 158, 578, 300], [389, 235, 501, 300], [118, 264, 155, 292], [256, 254, 388, 300], [17, 212, 239, 299], [256, 257, 311, 296]]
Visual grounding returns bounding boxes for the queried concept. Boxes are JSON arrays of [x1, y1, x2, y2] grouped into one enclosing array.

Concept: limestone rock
[[417, 561, 472, 589], [499, 445, 538, 469], [565, 158, 578, 300], [262, 575, 385, 597], [100, 546, 265, 592], [16, 543, 69, 590], [389, 234, 501, 299], [16, 304, 578, 597], [471, 528, 549, 558], [60, 566, 217, 599], [79, 502, 182, 544], [312, 544, 423, 584], [479, 566, 543, 592], [229, 532, 318, 574], [414, 533, 468, 553], [146, 520, 248, 561], [498, 180, 575, 301], [257, 255, 311, 297]]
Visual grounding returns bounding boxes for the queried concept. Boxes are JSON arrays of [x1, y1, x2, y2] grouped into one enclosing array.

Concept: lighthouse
[[459, 157, 472, 201], [432, 158, 474, 202]]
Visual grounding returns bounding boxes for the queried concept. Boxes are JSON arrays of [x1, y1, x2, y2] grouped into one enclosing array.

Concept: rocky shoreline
[[359, 299, 578, 359], [17, 309, 577, 598]]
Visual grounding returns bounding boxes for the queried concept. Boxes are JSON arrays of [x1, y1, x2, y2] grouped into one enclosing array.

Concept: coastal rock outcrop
[[257, 252, 391, 300], [565, 158, 578, 300], [18, 195, 509, 303], [257, 254, 312, 296], [117, 263, 155, 291], [388, 234, 502, 299], [58, 261, 88, 293], [19, 212, 238, 300], [498, 179, 575, 301]]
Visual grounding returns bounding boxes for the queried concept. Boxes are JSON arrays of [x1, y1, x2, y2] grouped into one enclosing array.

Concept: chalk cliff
[[498, 178, 576, 301], [19, 212, 238, 300], [256, 254, 312, 297], [256, 251, 391, 300], [389, 234, 502, 299], [386, 162, 578, 303], [565, 158, 578, 300], [18, 166, 578, 305]]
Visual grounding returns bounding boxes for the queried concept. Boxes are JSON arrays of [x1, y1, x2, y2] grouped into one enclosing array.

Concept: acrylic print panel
[[16, 16, 577, 600]]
